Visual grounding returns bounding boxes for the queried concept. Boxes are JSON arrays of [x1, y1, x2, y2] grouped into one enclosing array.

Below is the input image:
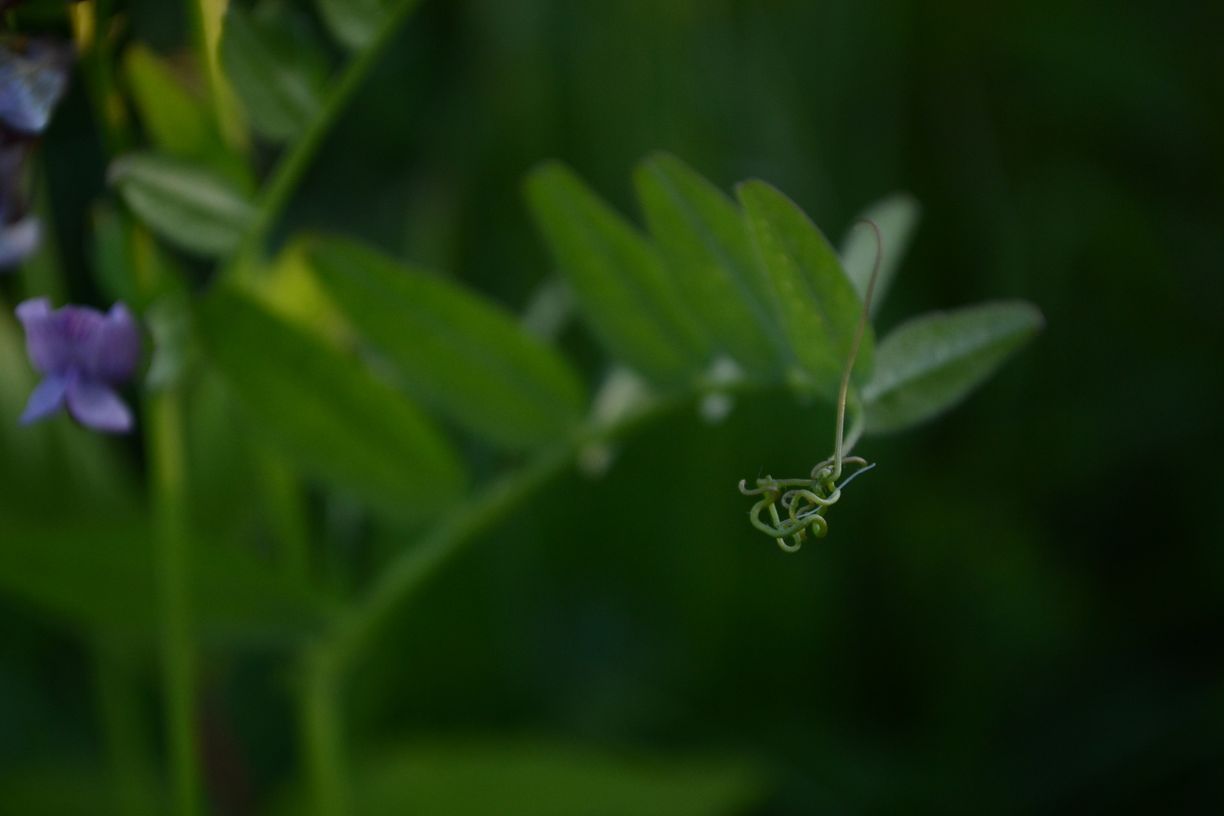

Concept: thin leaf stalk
[[302, 651, 347, 816], [191, 0, 246, 148], [224, 0, 423, 282], [147, 388, 201, 816], [833, 219, 882, 480], [94, 640, 158, 815], [297, 384, 738, 814]]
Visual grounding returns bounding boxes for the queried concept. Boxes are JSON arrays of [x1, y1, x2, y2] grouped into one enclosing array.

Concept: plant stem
[[834, 219, 882, 479], [147, 389, 200, 816], [299, 446, 570, 816], [191, 0, 245, 148], [224, 0, 423, 282], [301, 650, 346, 816], [260, 447, 312, 583], [297, 386, 706, 813], [322, 443, 573, 671], [94, 639, 158, 815]]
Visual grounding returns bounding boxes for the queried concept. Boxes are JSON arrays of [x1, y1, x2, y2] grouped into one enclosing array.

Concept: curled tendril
[[739, 458, 875, 552], [739, 218, 884, 553]]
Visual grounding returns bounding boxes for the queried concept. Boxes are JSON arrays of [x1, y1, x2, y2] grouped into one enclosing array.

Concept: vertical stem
[[191, 0, 245, 148], [222, 0, 423, 282], [147, 389, 201, 816], [74, 0, 132, 155], [302, 650, 346, 816], [94, 639, 158, 815], [834, 219, 882, 479]]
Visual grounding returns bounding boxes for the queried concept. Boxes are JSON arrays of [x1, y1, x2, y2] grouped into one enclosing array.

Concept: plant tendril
[[739, 219, 883, 551]]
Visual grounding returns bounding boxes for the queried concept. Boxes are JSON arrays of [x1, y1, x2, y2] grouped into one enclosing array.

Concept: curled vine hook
[[739, 218, 883, 552]]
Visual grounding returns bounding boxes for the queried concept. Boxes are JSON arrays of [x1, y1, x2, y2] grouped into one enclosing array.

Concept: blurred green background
[[3, 0, 1222, 813]]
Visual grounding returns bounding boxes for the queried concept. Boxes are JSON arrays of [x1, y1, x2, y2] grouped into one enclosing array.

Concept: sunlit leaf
[[121, 44, 250, 188], [526, 162, 708, 386], [737, 180, 873, 398], [634, 152, 785, 378], [220, 4, 329, 142], [122, 45, 214, 159], [309, 238, 586, 450], [840, 192, 920, 316], [109, 152, 255, 258], [863, 301, 1043, 434], [196, 288, 466, 517]]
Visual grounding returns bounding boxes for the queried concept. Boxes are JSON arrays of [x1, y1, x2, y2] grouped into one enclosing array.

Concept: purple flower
[[16, 298, 142, 433], [0, 40, 73, 135], [0, 211, 38, 267]]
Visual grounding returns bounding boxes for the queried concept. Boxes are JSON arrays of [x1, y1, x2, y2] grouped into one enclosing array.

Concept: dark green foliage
[[864, 301, 1044, 434], [308, 237, 586, 450], [737, 179, 875, 397], [219, 3, 330, 142], [196, 288, 466, 518], [526, 161, 710, 386], [633, 152, 787, 379], [5, 1, 1219, 815]]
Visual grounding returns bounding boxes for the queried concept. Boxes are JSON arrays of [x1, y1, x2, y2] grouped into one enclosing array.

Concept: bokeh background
[[3, 0, 1222, 813]]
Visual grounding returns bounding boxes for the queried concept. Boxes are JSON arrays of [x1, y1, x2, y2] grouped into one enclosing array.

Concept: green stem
[[147, 390, 201, 816], [299, 447, 570, 816], [94, 640, 158, 815], [834, 219, 882, 480], [297, 386, 705, 813], [301, 650, 346, 816], [224, 0, 423, 281], [323, 444, 573, 671], [191, 0, 244, 148], [260, 447, 313, 583]]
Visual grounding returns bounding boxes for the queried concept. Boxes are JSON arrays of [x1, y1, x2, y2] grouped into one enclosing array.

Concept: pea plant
[[0, 1, 1041, 814]]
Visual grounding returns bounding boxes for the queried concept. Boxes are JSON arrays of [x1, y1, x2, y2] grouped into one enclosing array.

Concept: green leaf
[[196, 289, 466, 517], [526, 162, 708, 386], [109, 153, 255, 258], [737, 180, 874, 397], [634, 152, 785, 378], [220, 4, 329, 142], [863, 301, 1043, 434], [317, 0, 398, 50], [309, 238, 586, 450], [0, 516, 330, 644], [840, 192, 920, 316], [277, 739, 767, 816], [121, 44, 251, 189], [122, 45, 215, 159]]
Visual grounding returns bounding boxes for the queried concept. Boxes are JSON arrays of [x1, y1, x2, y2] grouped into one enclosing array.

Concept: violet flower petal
[[0, 42, 71, 134], [65, 379, 132, 433], [84, 303, 141, 383], [19, 374, 68, 425], [15, 297, 94, 374], [0, 215, 40, 269]]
